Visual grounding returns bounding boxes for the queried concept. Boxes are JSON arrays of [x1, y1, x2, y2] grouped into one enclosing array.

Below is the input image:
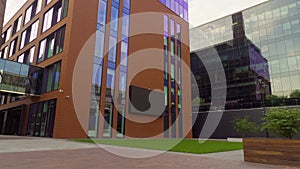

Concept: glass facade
[[191, 0, 300, 110], [37, 26, 66, 63], [163, 14, 183, 138], [0, 58, 43, 95], [26, 99, 57, 137], [42, 0, 69, 33], [88, 0, 131, 138], [158, 0, 189, 21]]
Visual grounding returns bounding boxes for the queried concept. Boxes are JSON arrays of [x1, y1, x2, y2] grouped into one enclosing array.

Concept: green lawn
[[74, 139, 243, 154]]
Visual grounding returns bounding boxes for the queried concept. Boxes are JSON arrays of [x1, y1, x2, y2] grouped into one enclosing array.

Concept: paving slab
[[199, 150, 244, 161], [0, 137, 296, 169], [0, 148, 295, 169], [0, 137, 97, 153]]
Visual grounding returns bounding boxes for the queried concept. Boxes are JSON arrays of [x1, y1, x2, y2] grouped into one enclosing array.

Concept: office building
[[0, 0, 192, 139], [191, 0, 300, 110], [191, 0, 300, 138]]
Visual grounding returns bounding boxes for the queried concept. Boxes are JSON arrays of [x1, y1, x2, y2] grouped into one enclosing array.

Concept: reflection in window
[[1, 46, 8, 59], [95, 31, 105, 58], [108, 36, 117, 62], [12, 15, 23, 35], [42, 0, 68, 32], [43, 61, 61, 93], [46, 0, 53, 5], [4, 27, 12, 43], [97, 0, 107, 27], [120, 42, 128, 66], [110, 6, 119, 32], [9, 37, 18, 57], [43, 8, 54, 32], [24, 0, 44, 25], [20, 20, 40, 49], [18, 46, 35, 64], [24, 5, 33, 25], [27, 99, 56, 137], [38, 26, 66, 63], [29, 20, 39, 42]]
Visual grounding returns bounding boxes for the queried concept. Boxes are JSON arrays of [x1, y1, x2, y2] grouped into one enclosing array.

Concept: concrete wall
[[193, 107, 300, 139]]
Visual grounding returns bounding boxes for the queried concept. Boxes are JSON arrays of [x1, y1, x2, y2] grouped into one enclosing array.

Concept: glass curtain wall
[[89, 0, 130, 138], [116, 0, 130, 138], [88, 0, 108, 138], [163, 15, 183, 138], [191, 0, 300, 110]]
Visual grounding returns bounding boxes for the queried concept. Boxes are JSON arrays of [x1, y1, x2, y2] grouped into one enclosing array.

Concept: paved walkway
[[0, 136, 296, 169], [0, 137, 97, 153]]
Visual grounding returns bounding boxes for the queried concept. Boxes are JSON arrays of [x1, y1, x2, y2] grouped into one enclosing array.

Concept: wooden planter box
[[243, 138, 300, 167]]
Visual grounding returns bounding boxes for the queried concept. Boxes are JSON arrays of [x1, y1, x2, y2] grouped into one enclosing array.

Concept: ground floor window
[[26, 99, 56, 137], [0, 106, 25, 135]]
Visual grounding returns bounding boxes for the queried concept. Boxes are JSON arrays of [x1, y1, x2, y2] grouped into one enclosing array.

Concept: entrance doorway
[[26, 100, 56, 137], [0, 106, 25, 135]]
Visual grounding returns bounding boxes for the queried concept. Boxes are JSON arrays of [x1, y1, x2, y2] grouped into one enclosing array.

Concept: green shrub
[[266, 95, 287, 101], [261, 108, 300, 139], [233, 116, 259, 137], [290, 90, 300, 99]]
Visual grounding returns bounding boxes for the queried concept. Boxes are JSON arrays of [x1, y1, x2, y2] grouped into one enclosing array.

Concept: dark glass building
[[191, 0, 300, 110]]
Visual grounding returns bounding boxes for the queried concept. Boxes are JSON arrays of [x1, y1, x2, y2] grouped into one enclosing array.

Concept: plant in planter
[[261, 108, 300, 139], [243, 108, 300, 167], [233, 116, 259, 137]]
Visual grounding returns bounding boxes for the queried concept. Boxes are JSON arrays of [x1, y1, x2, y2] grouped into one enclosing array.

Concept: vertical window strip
[[88, 0, 108, 138], [116, 0, 131, 138], [176, 23, 183, 138], [102, 0, 121, 138], [163, 15, 169, 138]]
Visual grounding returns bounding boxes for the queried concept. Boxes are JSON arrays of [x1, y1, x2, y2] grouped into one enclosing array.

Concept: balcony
[[0, 59, 43, 96]]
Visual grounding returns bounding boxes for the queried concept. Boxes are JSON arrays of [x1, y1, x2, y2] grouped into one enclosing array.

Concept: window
[[108, 36, 117, 62], [27, 99, 57, 137], [121, 14, 129, 37], [18, 46, 35, 64], [97, 0, 107, 27], [20, 20, 39, 49], [4, 27, 12, 42], [24, 5, 33, 25], [46, 0, 53, 5], [24, 0, 44, 25], [43, 61, 61, 93], [120, 41, 128, 66], [9, 38, 18, 57], [38, 26, 66, 63], [12, 15, 23, 35], [110, 7, 119, 32], [42, 0, 68, 32], [30, 20, 39, 42], [36, 0, 42, 13], [42, 8, 54, 32], [20, 30, 27, 49], [1, 46, 8, 59]]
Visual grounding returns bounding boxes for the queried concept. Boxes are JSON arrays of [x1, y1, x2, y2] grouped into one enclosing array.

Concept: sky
[[4, 0, 268, 27], [189, 0, 268, 27]]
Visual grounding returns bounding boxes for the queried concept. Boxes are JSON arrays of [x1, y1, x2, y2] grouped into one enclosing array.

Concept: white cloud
[[189, 0, 269, 27]]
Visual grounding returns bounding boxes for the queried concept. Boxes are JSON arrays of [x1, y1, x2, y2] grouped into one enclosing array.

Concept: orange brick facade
[[0, 0, 192, 139]]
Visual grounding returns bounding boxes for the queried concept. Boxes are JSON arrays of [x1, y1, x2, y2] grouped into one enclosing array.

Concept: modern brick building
[[0, 0, 192, 139]]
